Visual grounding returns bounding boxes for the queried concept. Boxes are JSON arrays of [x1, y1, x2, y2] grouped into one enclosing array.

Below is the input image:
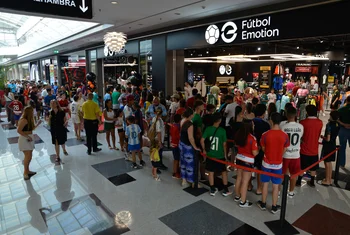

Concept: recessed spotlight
[[257, 47, 261, 51], [297, 46, 300, 49], [206, 51, 209, 54], [344, 58, 347, 61], [190, 53, 193, 56], [320, 40, 323, 43], [111, 1, 118, 4]]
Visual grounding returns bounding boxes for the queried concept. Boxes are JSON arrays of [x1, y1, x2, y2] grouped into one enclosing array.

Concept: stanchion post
[[280, 174, 289, 229], [167, 123, 170, 149], [194, 150, 199, 189], [334, 146, 341, 186]]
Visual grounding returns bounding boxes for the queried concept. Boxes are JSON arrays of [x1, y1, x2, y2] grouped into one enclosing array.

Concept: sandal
[[63, 151, 68, 156], [28, 171, 37, 176], [113, 147, 119, 150], [108, 146, 113, 150], [321, 179, 331, 187], [55, 157, 61, 162], [23, 174, 30, 180]]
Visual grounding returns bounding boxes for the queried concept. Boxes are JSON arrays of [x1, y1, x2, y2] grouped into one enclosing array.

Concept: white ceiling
[[2, 0, 332, 65]]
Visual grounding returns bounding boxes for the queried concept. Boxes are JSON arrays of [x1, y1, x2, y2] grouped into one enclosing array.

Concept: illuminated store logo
[[205, 16, 279, 45], [104, 46, 126, 57], [219, 65, 232, 75]]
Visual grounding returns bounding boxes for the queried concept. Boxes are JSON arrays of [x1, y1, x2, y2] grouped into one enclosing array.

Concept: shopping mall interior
[[0, 0, 350, 235]]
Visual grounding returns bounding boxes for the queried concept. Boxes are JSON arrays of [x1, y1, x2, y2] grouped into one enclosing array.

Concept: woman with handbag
[[49, 100, 68, 162], [179, 108, 201, 187]]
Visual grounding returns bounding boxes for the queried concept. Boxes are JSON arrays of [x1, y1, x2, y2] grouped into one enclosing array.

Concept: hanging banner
[[0, 0, 93, 19]]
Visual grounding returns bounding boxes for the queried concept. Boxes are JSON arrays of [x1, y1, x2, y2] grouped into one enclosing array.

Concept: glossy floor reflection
[[1, 108, 350, 235]]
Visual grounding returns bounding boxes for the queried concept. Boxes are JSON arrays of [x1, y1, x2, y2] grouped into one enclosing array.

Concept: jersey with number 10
[[125, 124, 141, 145], [202, 126, 227, 159], [281, 122, 304, 159]]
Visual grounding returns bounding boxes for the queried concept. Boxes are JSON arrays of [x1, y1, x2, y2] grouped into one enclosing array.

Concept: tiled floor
[[1, 108, 350, 235]]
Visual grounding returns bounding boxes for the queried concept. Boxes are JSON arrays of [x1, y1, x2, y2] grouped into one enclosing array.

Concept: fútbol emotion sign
[[205, 16, 279, 45]]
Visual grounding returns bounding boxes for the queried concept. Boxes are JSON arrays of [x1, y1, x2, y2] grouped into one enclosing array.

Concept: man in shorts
[[258, 112, 289, 214], [297, 105, 323, 187], [201, 113, 232, 197], [280, 107, 304, 198]]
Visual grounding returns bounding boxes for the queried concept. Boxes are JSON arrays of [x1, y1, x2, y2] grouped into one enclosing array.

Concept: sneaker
[[288, 192, 295, 198], [257, 201, 267, 211], [234, 196, 241, 202], [296, 181, 302, 187], [239, 200, 253, 208], [210, 188, 218, 196], [157, 169, 162, 174], [154, 175, 161, 181], [172, 173, 181, 179], [140, 160, 146, 166], [132, 163, 138, 169], [271, 205, 281, 214], [159, 165, 168, 171], [222, 190, 233, 197], [93, 148, 102, 152]]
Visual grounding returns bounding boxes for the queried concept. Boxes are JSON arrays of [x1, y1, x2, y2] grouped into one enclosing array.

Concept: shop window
[[140, 40, 152, 88]]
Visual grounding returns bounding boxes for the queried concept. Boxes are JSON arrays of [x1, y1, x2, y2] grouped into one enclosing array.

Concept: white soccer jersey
[[281, 122, 304, 159]]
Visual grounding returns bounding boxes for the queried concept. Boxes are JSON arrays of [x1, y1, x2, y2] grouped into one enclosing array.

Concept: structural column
[[152, 35, 167, 94]]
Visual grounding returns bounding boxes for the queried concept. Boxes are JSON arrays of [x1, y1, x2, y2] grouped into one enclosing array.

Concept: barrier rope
[[200, 146, 340, 180]]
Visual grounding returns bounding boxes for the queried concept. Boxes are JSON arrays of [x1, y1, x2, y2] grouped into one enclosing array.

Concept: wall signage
[[205, 16, 279, 45], [0, 0, 93, 19], [218, 65, 233, 75], [104, 46, 126, 57]]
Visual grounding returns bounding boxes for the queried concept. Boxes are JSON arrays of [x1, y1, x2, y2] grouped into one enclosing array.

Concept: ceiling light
[[190, 53, 193, 56], [344, 58, 347, 61], [111, 1, 118, 4], [104, 32, 127, 53], [206, 51, 209, 54], [257, 47, 261, 51], [320, 40, 323, 43], [296, 46, 300, 49]]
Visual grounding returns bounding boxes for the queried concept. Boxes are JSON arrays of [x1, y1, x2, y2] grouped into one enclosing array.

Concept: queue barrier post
[[265, 174, 300, 235], [333, 145, 341, 187]]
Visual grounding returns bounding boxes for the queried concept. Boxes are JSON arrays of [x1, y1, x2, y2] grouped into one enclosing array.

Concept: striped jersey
[[125, 124, 141, 145]]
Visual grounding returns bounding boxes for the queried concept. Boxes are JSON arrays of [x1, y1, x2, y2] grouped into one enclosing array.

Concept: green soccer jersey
[[202, 126, 227, 159], [192, 113, 203, 130]]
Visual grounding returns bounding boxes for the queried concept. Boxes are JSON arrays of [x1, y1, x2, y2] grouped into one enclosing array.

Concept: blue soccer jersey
[[125, 124, 141, 145]]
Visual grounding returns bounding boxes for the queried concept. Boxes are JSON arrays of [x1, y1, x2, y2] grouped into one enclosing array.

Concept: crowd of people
[[1, 77, 350, 214]]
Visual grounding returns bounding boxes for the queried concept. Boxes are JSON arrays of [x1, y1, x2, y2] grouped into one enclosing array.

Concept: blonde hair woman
[[17, 106, 42, 180], [49, 99, 68, 162]]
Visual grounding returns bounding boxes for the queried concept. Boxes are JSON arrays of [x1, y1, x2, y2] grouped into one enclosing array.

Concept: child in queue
[[258, 112, 290, 214], [103, 99, 117, 150], [170, 114, 182, 179], [125, 116, 143, 168], [234, 120, 259, 207], [201, 113, 232, 197]]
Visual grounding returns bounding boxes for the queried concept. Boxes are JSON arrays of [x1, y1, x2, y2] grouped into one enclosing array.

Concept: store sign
[[260, 66, 271, 71], [295, 67, 312, 73], [0, 0, 92, 19], [205, 16, 279, 45], [219, 65, 233, 75], [104, 46, 126, 57]]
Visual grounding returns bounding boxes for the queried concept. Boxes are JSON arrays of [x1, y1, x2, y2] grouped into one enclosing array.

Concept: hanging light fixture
[[104, 32, 127, 53]]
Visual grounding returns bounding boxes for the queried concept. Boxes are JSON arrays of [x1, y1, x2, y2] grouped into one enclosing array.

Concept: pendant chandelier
[[104, 32, 127, 53]]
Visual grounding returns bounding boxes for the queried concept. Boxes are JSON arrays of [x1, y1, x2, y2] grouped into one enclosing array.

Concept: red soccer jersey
[[59, 99, 69, 113], [186, 97, 195, 109], [236, 134, 258, 164], [261, 130, 290, 169], [170, 123, 180, 147], [9, 100, 23, 115], [300, 117, 323, 156]]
